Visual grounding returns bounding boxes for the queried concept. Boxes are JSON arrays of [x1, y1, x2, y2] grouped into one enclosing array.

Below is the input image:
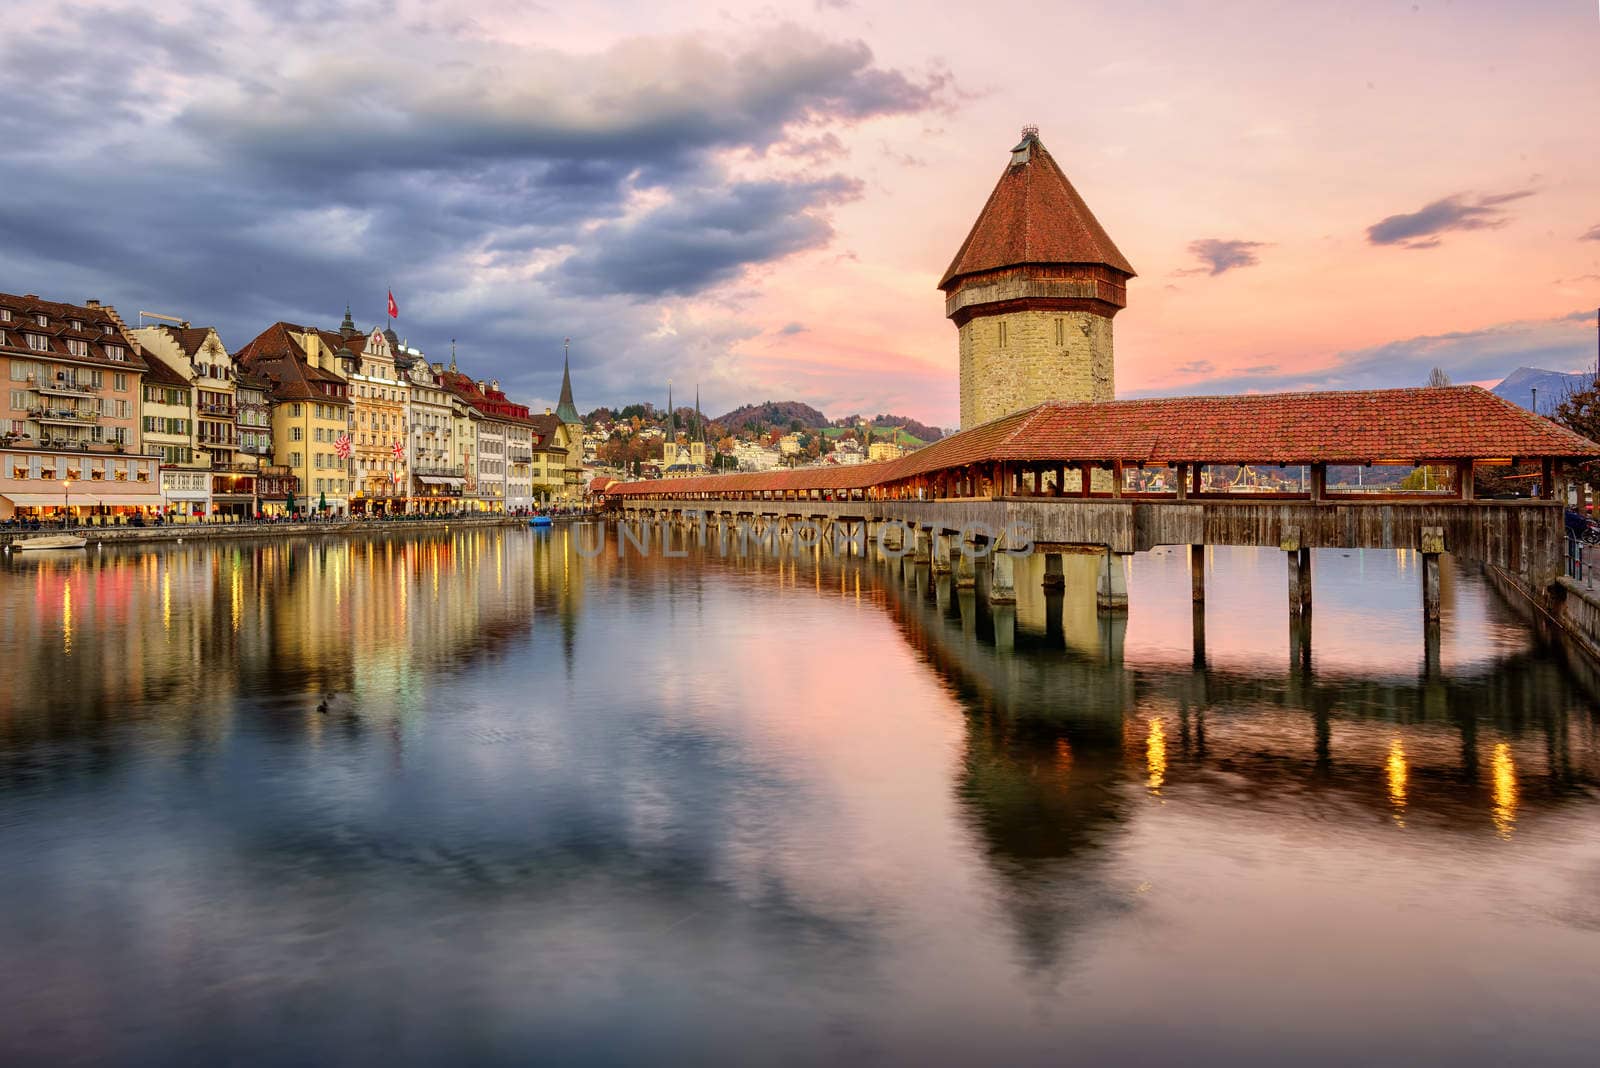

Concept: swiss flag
[[387, 289, 399, 319]]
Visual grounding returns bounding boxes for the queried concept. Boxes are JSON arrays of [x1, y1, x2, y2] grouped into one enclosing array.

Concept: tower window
[[1054, 318, 1065, 346], [998, 321, 1008, 349]]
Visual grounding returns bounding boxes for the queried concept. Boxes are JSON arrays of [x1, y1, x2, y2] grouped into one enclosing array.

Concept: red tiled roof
[[939, 131, 1134, 290], [234, 321, 350, 403], [604, 386, 1600, 497], [157, 325, 217, 357], [140, 349, 192, 388], [0, 291, 150, 372]]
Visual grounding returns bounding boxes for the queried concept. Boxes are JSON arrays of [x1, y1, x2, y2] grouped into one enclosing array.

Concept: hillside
[[712, 400, 830, 433], [1492, 366, 1592, 412]]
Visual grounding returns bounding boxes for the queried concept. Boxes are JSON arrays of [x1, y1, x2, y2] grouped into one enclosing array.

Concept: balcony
[[414, 464, 466, 478], [198, 403, 238, 418], [508, 452, 533, 464], [238, 442, 272, 456], [28, 407, 98, 425], [32, 378, 96, 397]]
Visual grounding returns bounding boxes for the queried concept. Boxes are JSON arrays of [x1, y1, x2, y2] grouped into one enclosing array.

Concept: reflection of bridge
[[607, 387, 1597, 638], [823, 544, 1599, 970]]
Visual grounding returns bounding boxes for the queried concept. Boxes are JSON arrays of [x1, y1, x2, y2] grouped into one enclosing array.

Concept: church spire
[[555, 336, 580, 424], [339, 303, 357, 338], [449, 338, 457, 374]]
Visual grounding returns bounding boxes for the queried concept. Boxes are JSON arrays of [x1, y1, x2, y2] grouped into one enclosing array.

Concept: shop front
[[1, 447, 164, 524]]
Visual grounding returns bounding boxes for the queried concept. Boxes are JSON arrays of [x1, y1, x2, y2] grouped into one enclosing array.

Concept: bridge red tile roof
[[603, 386, 1600, 498], [939, 131, 1135, 290]]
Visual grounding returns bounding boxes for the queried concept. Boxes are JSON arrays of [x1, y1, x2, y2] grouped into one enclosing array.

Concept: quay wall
[[1, 515, 533, 549]]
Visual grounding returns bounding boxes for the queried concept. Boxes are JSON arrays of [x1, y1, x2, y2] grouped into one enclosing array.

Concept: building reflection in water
[[1, 526, 1596, 1033]]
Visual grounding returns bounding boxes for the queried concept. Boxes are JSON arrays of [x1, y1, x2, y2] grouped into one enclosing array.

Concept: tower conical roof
[[939, 128, 1134, 290], [555, 350, 580, 424]]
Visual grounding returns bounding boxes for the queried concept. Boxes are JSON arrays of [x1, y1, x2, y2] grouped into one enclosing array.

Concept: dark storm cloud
[[1365, 190, 1534, 249], [559, 177, 862, 298], [1185, 238, 1265, 276], [0, 2, 949, 408]]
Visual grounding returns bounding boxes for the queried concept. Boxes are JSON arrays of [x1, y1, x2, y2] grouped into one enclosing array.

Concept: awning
[[418, 475, 465, 486], [3, 492, 161, 507], [162, 489, 208, 501]]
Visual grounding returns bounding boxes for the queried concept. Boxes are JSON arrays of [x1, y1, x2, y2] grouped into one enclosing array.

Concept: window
[[289, 451, 302, 468], [9, 390, 27, 411], [34, 313, 47, 327], [106, 345, 126, 361], [0, 309, 10, 321], [997, 321, 1008, 349], [70, 319, 83, 331], [89, 371, 103, 389], [290, 426, 303, 442], [26, 333, 48, 352], [290, 403, 302, 418], [114, 373, 127, 391]]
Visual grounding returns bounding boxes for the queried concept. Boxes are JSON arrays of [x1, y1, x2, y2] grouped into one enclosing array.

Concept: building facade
[[0, 292, 162, 520], [234, 322, 353, 515], [338, 318, 410, 515], [404, 357, 464, 513], [940, 128, 1135, 430]]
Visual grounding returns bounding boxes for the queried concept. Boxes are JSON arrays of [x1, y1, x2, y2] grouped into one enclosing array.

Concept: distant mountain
[[711, 400, 831, 433], [832, 413, 945, 443], [1492, 367, 1593, 412]]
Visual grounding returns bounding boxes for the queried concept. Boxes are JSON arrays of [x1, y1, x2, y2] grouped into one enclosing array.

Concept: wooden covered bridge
[[601, 385, 1600, 626]]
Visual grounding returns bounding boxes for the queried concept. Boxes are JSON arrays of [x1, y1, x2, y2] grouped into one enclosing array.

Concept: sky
[[2, 0, 1597, 429]]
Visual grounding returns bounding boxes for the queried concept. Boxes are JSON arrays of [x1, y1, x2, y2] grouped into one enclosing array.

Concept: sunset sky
[[3, 0, 1597, 428]]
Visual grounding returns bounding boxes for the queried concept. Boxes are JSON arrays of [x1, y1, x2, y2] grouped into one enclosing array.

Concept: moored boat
[[11, 534, 88, 551], [528, 515, 553, 528]]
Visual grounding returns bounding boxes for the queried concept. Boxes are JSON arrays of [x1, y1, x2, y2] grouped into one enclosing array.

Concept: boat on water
[[528, 515, 553, 528], [11, 534, 88, 551]]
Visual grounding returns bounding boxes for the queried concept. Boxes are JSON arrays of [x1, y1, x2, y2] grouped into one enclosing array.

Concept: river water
[[2, 524, 1598, 1065]]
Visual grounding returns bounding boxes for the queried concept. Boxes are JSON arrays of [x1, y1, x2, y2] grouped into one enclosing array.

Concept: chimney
[[84, 299, 101, 308], [490, 379, 499, 391], [545, 406, 552, 416]]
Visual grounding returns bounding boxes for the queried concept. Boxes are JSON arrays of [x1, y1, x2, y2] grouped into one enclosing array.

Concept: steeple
[[449, 338, 457, 374], [555, 336, 580, 424], [339, 304, 357, 338]]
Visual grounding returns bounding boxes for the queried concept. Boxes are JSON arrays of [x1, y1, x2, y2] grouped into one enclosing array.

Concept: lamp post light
[[61, 478, 73, 528]]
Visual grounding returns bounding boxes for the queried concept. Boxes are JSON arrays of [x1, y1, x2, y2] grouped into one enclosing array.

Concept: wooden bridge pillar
[[989, 551, 1016, 604], [1042, 552, 1065, 589], [1192, 603, 1206, 671], [954, 543, 977, 588], [1097, 550, 1129, 612], [931, 531, 952, 574], [1421, 527, 1445, 624], [1287, 547, 1312, 617], [1190, 544, 1205, 603], [913, 528, 931, 564]]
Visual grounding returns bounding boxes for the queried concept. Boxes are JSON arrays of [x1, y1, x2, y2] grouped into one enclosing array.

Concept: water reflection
[[2, 529, 1599, 1064]]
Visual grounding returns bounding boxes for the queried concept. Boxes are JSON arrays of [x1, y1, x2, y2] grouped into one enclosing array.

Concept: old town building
[[940, 127, 1134, 429], [234, 322, 353, 515], [137, 347, 210, 517], [404, 356, 465, 513], [134, 324, 254, 515], [439, 365, 535, 513], [333, 312, 410, 515], [0, 292, 162, 520]]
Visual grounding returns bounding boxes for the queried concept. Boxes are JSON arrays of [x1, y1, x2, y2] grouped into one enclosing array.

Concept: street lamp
[[61, 478, 73, 528]]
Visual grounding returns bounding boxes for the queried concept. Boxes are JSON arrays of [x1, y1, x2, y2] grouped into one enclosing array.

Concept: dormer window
[[0, 309, 10, 322], [34, 313, 47, 327], [70, 319, 83, 331], [101, 324, 113, 334], [66, 339, 88, 357], [106, 344, 126, 361], [26, 333, 48, 352]]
